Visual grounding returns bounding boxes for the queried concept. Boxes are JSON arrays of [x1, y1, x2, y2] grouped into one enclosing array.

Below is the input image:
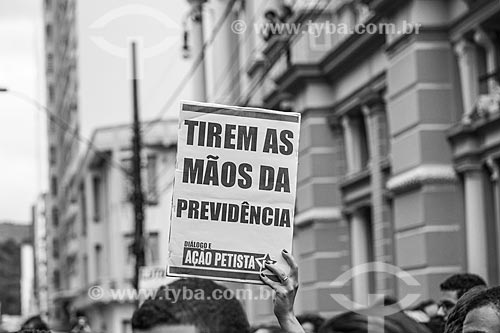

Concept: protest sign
[[167, 101, 301, 284]]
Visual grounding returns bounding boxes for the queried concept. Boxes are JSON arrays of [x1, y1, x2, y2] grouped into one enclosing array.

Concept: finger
[[260, 272, 282, 290], [282, 249, 298, 279], [265, 263, 289, 284]]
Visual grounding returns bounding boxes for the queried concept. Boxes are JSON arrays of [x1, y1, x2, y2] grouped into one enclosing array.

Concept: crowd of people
[[17, 250, 500, 333]]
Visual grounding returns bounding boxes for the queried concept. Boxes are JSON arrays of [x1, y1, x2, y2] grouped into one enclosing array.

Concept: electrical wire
[[4, 89, 133, 179], [140, 0, 238, 135], [215, 0, 327, 105], [239, 0, 331, 106], [151, 0, 332, 200]]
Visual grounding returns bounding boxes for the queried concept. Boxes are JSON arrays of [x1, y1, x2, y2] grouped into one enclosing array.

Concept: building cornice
[[447, 113, 500, 172], [339, 168, 372, 206], [329, 72, 387, 117], [261, 0, 405, 106], [387, 165, 458, 194], [294, 207, 342, 227], [275, 64, 325, 94], [263, 64, 325, 108], [385, 26, 450, 59], [449, 0, 500, 42], [320, 21, 386, 80]]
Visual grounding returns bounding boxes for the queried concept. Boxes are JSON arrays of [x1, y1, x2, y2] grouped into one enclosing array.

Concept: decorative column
[[350, 210, 370, 308], [474, 28, 497, 93], [486, 158, 500, 281], [454, 39, 479, 121], [341, 116, 363, 174], [362, 93, 392, 293], [462, 166, 489, 280]]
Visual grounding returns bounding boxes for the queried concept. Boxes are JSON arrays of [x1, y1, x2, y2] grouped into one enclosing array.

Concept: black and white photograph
[[1, 0, 500, 332]]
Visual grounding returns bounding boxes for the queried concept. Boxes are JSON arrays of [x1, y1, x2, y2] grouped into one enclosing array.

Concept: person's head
[[131, 299, 180, 333], [459, 286, 500, 333], [132, 278, 250, 333], [20, 315, 50, 333], [319, 310, 432, 333], [319, 311, 374, 333], [296, 314, 324, 333], [318, 311, 402, 333], [444, 287, 485, 333], [438, 273, 487, 320]]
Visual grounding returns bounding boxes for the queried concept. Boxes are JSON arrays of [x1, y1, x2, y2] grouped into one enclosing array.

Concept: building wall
[[68, 121, 177, 333], [32, 194, 50, 318], [43, 0, 194, 329], [385, 1, 467, 300], [295, 107, 350, 316], [0, 223, 31, 316], [21, 243, 35, 317], [219, 0, 500, 320], [41, 0, 500, 329]]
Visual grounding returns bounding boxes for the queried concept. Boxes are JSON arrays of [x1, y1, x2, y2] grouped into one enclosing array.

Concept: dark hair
[[319, 312, 372, 333], [168, 278, 250, 333], [296, 314, 324, 332], [319, 310, 432, 333], [133, 278, 250, 333], [131, 299, 180, 330], [464, 286, 500, 314], [75, 310, 86, 318], [20, 316, 49, 331], [440, 273, 487, 299], [444, 286, 485, 333]]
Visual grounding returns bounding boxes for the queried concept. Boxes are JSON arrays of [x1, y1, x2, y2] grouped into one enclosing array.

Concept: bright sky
[[0, 0, 45, 223], [0, 0, 194, 223]]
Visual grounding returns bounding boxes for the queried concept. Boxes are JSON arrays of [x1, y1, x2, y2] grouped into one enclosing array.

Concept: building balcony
[[462, 87, 500, 125], [340, 158, 391, 210], [258, 1, 389, 108]]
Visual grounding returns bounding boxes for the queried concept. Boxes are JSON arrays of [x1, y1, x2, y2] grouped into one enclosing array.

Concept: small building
[[0, 222, 32, 317], [46, 120, 177, 332]]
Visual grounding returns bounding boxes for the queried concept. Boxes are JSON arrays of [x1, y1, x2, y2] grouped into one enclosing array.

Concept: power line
[[150, 1, 331, 199], [215, 0, 327, 105], [140, 0, 238, 134], [149, 1, 271, 190], [239, 0, 330, 106], [141, 0, 239, 191], [3, 89, 133, 179]]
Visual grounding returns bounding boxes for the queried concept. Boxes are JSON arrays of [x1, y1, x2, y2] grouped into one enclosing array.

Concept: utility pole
[[131, 41, 145, 292], [188, 0, 207, 102]]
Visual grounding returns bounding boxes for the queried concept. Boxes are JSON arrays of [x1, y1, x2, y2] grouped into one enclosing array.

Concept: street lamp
[[0, 86, 131, 176], [0, 87, 53, 120]]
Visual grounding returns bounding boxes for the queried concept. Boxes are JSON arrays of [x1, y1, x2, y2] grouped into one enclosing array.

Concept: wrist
[[276, 312, 304, 333]]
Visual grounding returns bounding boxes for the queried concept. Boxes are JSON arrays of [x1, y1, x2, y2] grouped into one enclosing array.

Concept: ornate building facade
[[200, 0, 500, 321]]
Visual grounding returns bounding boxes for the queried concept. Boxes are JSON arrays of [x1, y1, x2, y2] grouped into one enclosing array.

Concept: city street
[[1, 1, 500, 333]]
